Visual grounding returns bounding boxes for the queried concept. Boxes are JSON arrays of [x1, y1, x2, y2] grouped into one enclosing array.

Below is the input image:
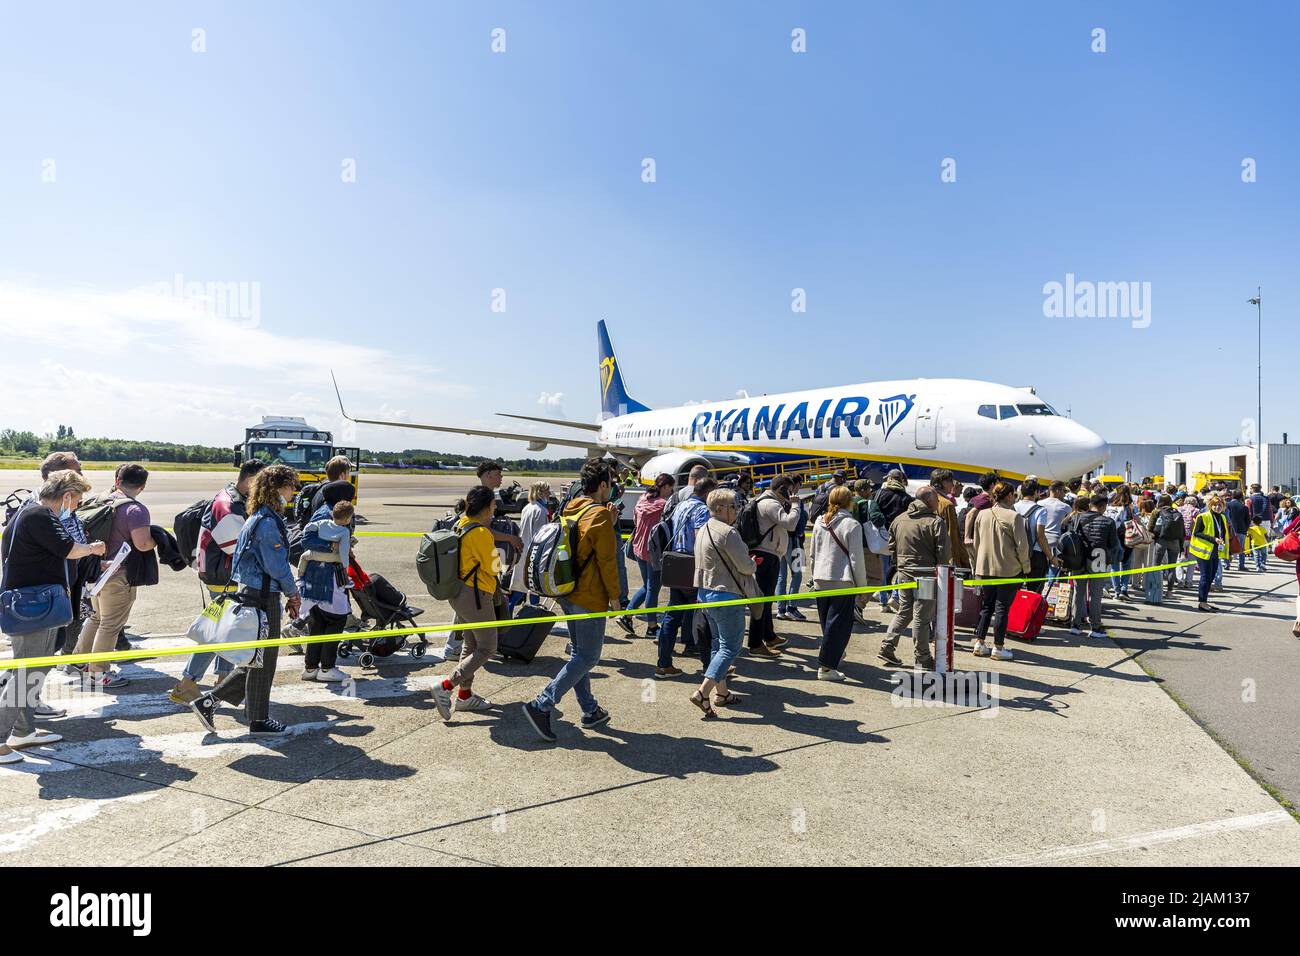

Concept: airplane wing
[[331, 373, 650, 456], [495, 412, 602, 432]]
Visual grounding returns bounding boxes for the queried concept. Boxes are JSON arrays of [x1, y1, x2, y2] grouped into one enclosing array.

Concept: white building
[[1163, 444, 1300, 493]]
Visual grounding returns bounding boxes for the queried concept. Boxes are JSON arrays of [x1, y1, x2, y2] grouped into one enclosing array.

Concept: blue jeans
[[183, 588, 237, 682], [775, 549, 804, 612], [615, 538, 629, 605], [508, 590, 541, 612], [658, 587, 695, 667], [1110, 548, 1133, 594], [1255, 542, 1267, 571], [628, 556, 661, 622], [700, 589, 745, 682], [532, 599, 605, 717], [879, 554, 893, 606], [1198, 554, 1220, 603]]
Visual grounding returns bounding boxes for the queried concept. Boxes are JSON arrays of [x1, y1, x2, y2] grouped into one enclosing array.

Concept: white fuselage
[[598, 378, 1108, 484]]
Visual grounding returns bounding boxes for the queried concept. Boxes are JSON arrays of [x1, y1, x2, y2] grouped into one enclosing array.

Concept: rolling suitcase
[[498, 604, 555, 663], [954, 583, 982, 630], [1007, 589, 1047, 642]]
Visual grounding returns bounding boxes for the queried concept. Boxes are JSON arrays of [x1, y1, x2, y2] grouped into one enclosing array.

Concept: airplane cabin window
[[978, 405, 997, 420], [998, 405, 1018, 419]]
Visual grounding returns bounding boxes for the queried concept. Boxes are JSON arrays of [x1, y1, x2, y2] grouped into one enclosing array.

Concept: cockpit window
[[998, 405, 1018, 419], [1016, 403, 1057, 416], [977, 405, 997, 420]]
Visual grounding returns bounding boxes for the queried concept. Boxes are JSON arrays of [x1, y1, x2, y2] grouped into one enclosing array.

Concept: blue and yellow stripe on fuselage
[[684, 444, 1022, 485]]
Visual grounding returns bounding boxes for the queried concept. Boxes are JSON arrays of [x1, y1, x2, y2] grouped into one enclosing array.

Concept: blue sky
[[1, 1, 1295, 456]]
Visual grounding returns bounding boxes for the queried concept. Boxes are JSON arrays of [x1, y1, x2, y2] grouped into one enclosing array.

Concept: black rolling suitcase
[[498, 604, 555, 663]]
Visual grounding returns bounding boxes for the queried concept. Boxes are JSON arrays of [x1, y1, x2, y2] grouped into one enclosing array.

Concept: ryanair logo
[[877, 393, 916, 442], [600, 356, 616, 401]]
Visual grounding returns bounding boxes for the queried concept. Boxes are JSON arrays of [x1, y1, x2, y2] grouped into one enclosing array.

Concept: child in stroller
[[336, 555, 429, 669]]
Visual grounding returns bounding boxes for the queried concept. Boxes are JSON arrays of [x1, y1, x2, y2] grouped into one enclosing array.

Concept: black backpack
[[1154, 508, 1185, 545], [172, 498, 212, 569], [292, 482, 323, 528], [807, 484, 832, 524], [1055, 525, 1086, 572], [647, 517, 672, 570], [736, 492, 773, 549]]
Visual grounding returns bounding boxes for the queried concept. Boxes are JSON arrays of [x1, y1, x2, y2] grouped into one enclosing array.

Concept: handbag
[[863, 520, 890, 555], [660, 550, 696, 590], [184, 514, 268, 667], [1123, 517, 1152, 548], [0, 505, 74, 636]]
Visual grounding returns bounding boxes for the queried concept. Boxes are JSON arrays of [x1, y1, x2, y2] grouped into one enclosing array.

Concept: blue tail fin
[[597, 320, 650, 419]]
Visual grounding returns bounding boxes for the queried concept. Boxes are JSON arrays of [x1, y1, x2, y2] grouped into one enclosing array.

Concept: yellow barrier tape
[[0, 543, 1273, 672]]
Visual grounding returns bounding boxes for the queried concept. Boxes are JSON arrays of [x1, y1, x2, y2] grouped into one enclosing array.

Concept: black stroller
[[336, 556, 429, 669]]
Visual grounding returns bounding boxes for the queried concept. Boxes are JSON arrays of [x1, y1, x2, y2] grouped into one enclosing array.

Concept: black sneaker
[[190, 695, 217, 733], [615, 616, 635, 635], [581, 706, 610, 730], [249, 718, 290, 735], [645, 624, 659, 637], [787, 607, 807, 622], [522, 701, 556, 742], [877, 647, 904, 666], [115, 629, 131, 652]]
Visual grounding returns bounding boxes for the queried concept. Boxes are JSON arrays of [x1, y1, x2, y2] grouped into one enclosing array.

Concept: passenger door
[[915, 406, 937, 450]]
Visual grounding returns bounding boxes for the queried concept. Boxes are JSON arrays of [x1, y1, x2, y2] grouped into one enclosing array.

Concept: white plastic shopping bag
[[187, 597, 267, 668]]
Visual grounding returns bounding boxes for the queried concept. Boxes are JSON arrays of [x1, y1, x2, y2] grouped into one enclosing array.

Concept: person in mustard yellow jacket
[[431, 485, 504, 720], [1189, 494, 1230, 612]]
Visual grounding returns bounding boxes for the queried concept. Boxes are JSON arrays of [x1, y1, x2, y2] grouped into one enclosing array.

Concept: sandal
[[689, 690, 715, 718], [712, 690, 742, 707]]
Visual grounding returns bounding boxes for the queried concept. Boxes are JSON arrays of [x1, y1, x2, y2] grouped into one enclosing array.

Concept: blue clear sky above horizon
[[1, 1, 1295, 456]]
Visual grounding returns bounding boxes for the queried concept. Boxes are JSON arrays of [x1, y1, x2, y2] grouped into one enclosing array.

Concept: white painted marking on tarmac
[[8, 718, 347, 773], [970, 810, 1294, 866], [0, 793, 157, 853]]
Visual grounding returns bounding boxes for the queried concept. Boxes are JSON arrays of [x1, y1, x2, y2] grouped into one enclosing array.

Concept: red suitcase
[[1007, 589, 1047, 642]]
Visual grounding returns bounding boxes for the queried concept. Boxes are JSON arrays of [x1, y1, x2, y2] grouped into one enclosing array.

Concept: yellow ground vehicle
[[234, 416, 361, 498], [1141, 474, 1165, 489], [1192, 471, 1244, 494], [1096, 474, 1126, 490]]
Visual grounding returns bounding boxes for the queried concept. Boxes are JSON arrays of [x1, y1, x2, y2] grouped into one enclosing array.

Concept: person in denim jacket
[[189, 465, 301, 736]]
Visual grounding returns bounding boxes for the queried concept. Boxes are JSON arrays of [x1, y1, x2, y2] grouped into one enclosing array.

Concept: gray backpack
[[416, 521, 481, 601]]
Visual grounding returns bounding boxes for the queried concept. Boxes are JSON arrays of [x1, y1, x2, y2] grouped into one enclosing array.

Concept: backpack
[[736, 492, 774, 549], [416, 521, 483, 601], [647, 518, 672, 571], [525, 504, 597, 598], [172, 498, 212, 569], [75, 493, 131, 545], [292, 482, 323, 528], [1154, 508, 1185, 545], [1055, 525, 1086, 572], [3, 490, 31, 530], [807, 484, 832, 524]]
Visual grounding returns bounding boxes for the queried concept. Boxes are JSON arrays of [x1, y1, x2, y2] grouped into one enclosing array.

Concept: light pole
[[1249, 289, 1262, 487]]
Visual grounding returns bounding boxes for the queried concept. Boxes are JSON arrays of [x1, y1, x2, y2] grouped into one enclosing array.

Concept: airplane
[[333, 320, 1109, 487]]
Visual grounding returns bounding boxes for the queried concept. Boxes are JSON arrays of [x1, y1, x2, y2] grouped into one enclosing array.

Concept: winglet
[[331, 370, 353, 422]]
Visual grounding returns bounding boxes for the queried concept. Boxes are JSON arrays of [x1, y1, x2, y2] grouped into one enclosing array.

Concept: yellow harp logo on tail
[[600, 356, 616, 401]]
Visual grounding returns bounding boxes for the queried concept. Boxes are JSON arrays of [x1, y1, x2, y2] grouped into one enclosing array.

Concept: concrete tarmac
[[1, 469, 1298, 866]]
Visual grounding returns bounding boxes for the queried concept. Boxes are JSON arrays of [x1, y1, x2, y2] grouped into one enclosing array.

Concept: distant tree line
[[0, 427, 233, 464], [0, 429, 582, 471]]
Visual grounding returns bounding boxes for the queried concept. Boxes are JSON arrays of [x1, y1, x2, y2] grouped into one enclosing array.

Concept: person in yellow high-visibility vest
[[1189, 493, 1230, 612]]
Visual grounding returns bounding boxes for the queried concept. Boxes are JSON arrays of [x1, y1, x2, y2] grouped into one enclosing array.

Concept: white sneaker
[[0, 749, 22, 765], [817, 667, 845, 681], [300, 668, 318, 681], [7, 729, 63, 748], [33, 700, 67, 719], [453, 692, 493, 711], [431, 683, 452, 721], [1088, 630, 1108, 639], [990, 647, 1013, 661], [971, 641, 991, 657], [315, 667, 347, 683], [1069, 627, 1082, 636]]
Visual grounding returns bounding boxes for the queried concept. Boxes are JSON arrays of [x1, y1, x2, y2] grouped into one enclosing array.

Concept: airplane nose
[[1043, 424, 1109, 479]]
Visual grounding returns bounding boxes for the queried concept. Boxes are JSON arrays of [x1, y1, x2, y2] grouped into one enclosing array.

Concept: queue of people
[[3, 451, 1298, 760]]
